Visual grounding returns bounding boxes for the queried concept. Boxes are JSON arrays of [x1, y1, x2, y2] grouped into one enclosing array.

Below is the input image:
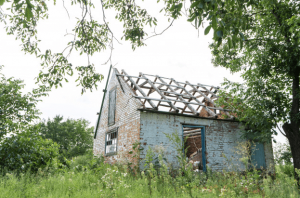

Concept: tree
[[1, 0, 300, 180], [0, 65, 48, 141], [198, 0, 300, 181], [37, 115, 94, 159], [0, 125, 61, 173]]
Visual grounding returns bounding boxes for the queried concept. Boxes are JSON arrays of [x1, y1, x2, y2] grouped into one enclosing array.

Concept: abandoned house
[[93, 67, 274, 172]]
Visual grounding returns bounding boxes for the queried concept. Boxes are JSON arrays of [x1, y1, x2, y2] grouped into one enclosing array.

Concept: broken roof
[[116, 69, 234, 120]]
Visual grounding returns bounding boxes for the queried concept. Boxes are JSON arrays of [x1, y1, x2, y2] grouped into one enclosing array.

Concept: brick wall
[[93, 69, 274, 172], [93, 69, 142, 165], [139, 111, 274, 172]]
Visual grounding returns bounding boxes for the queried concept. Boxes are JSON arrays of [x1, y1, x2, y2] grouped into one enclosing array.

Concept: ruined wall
[[139, 111, 274, 172], [93, 69, 142, 164], [264, 141, 275, 172]]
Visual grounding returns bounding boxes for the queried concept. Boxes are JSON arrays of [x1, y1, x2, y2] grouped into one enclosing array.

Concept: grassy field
[[0, 160, 299, 198]]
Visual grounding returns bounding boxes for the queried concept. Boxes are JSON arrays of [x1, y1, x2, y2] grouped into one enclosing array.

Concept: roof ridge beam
[[134, 96, 206, 106]]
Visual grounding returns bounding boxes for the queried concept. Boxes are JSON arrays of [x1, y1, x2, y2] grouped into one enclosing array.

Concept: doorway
[[182, 125, 206, 172]]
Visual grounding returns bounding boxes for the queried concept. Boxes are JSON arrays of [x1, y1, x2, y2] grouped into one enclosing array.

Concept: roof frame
[[117, 70, 233, 119]]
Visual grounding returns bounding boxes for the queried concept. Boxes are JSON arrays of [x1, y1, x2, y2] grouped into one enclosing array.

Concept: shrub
[[70, 152, 104, 171], [0, 126, 62, 173]]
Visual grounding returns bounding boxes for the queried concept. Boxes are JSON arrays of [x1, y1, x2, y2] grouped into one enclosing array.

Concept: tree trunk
[[283, 123, 300, 184], [283, 69, 300, 185]]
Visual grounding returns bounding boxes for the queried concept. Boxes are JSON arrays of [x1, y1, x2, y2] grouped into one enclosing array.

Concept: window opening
[[108, 88, 116, 126], [105, 128, 118, 155]]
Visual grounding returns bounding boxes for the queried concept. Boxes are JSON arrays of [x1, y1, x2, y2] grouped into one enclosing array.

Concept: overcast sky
[[0, 1, 286, 144]]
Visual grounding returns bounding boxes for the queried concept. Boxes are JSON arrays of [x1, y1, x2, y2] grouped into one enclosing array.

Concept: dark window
[[108, 88, 116, 126], [105, 128, 118, 155]]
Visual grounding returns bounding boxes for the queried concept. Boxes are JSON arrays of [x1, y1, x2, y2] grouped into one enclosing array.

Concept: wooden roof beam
[[156, 76, 199, 116], [172, 79, 216, 117], [134, 96, 206, 107], [140, 73, 179, 113], [187, 81, 233, 118], [122, 70, 157, 110]]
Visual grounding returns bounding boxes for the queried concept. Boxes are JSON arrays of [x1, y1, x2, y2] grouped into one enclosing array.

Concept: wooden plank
[[184, 129, 202, 133], [187, 82, 233, 117], [138, 80, 148, 87], [156, 76, 199, 115], [183, 132, 202, 136], [148, 77, 158, 95], [134, 96, 206, 106], [140, 73, 179, 113], [173, 83, 186, 110], [186, 81, 216, 105], [176, 80, 220, 90], [116, 74, 145, 79], [153, 81, 182, 88], [122, 70, 157, 110], [144, 73, 172, 81], [172, 79, 216, 117], [197, 83, 219, 98], [161, 90, 193, 98], [182, 85, 197, 114], [157, 84, 170, 109]]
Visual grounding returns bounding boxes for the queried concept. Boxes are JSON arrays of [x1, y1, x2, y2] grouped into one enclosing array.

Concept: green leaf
[[212, 16, 217, 29], [228, 37, 232, 49], [187, 14, 196, 22], [190, 1, 198, 8], [239, 32, 245, 40], [217, 38, 222, 47], [198, 3, 204, 8], [25, 7, 33, 21], [240, 39, 243, 49], [0, 0, 5, 6], [217, 30, 223, 38], [204, 25, 212, 35], [15, 3, 24, 10]]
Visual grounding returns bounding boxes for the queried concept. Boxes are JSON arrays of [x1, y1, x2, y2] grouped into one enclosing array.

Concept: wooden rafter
[[171, 79, 216, 117], [140, 73, 179, 113], [117, 70, 234, 119], [121, 70, 157, 110], [156, 76, 199, 115]]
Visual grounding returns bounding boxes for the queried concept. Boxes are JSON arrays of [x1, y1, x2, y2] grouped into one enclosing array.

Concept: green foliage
[[0, 126, 62, 173], [0, 66, 48, 141], [37, 115, 94, 159], [70, 152, 104, 172], [0, 137, 298, 197], [205, 0, 300, 141], [274, 141, 292, 165], [0, 162, 299, 197]]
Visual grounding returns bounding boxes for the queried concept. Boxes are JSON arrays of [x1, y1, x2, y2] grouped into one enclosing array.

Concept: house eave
[[137, 108, 240, 122]]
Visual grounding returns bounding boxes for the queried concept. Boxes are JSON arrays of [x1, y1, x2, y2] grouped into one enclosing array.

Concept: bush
[[276, 164, 294, 177], [70, 152, 104, 171], [37, 115, 94, 159], [0, 126, 62, 173]]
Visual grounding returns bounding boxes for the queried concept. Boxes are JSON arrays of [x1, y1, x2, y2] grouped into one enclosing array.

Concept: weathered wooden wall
[[93, 69, 142, 165]]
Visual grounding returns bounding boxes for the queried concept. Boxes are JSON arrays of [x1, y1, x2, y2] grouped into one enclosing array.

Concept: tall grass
[[0, 163, 299, 197], [0, 135, 299, 197]]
